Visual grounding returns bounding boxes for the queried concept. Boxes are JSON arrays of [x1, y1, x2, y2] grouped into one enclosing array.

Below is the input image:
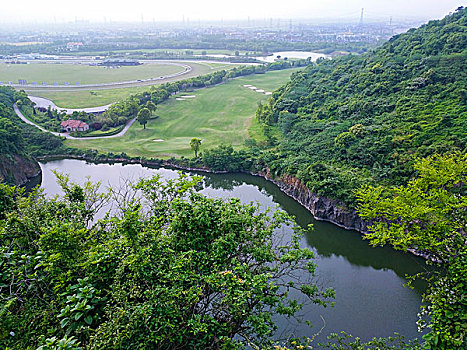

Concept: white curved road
[[29, 95, 113, 115], [14, 104, 137, 140]]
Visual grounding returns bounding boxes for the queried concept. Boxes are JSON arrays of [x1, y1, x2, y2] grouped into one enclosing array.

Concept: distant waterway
[[194, 51, 327, 63], [256, 51, 327, 62], [38, 159, 429, 344]]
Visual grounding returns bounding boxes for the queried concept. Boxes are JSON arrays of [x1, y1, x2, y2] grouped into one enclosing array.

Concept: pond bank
[[34, 155, 372, 232]]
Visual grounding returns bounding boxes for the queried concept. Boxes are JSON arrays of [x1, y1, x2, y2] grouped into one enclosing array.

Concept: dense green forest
[[184, 11, 467, 348], [254, 8, 467, 205]]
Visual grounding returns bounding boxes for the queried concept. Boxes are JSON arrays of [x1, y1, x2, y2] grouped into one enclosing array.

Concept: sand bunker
[[153, 139, 164, 142], [243, 84, 252, 87], [248, 86, 257, 90], [180, 95, 196, 98], [265, 92, 273, 95], [256, 89, 265, 93]]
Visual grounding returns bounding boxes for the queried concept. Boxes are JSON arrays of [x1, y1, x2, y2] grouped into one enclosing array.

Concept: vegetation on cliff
[[254, 8, 467, 206], [0, 88, 40, 184], [0, 87, 68, 158], [357, 153, 467, 349]]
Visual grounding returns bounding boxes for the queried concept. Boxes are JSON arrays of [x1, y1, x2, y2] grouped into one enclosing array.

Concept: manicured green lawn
[[65, 68, 301, 158], [23, 62, 238, 108], [0, 62, 184, 85], [33, 87, 154, 108]]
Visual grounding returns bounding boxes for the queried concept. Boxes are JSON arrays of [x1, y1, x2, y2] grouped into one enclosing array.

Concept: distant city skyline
[[1, 0, 465, 24]]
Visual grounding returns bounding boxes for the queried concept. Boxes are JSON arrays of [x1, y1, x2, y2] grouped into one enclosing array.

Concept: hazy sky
[[1, 0, 465, 23]]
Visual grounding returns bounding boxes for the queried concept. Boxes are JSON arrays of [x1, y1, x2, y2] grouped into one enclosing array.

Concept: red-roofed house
[[60, 120, 89, 132]]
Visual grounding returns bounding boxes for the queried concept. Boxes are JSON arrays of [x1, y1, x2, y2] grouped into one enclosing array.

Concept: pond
[[38, 159, 428, 344]]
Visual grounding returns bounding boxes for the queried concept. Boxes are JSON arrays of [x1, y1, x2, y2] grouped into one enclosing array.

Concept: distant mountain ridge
[[257, 7, 467, 205]]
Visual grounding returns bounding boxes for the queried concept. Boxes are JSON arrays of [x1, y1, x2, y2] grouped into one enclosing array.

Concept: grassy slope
[[258, 9, 467, 205], [23, 62, 238, 108], [65, 69, 300, 158]]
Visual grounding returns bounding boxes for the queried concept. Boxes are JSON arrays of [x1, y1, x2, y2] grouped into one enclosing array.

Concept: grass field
[[22, 62, 239, 108], [0, 62, 186, 85], [65, 68, 301, 158]]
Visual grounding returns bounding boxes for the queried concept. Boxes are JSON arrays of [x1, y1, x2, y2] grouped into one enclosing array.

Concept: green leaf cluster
[[0, 173, 332, 349], [356, 153, 467, 349]]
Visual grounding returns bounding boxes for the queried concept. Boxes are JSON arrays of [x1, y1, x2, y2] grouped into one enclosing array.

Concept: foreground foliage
[[0, 174, 333, 349], [357, 153, 467, 349]]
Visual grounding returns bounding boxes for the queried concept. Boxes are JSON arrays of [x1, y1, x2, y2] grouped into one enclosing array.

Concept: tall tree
[[145, 100, 157, 113], [190, 137, 202, 158], [137, 107, 151, 129]]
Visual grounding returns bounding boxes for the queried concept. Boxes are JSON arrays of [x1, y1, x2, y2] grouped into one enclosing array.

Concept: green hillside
[[256, 8, 467, 205], [0, 87, 69, 184]]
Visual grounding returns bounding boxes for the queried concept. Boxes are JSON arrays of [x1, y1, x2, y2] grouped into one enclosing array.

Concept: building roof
[[60, 120, 88, 128]]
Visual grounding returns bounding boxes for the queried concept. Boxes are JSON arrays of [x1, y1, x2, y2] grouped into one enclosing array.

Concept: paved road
[[14, 104, 136, 140], [28, 95, 112, 115]]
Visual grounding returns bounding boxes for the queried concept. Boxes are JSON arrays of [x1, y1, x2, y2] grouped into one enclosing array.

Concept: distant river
[[194, 51, 327, 63], [256, 51, 327, 62], [37, 159, 428, 344]]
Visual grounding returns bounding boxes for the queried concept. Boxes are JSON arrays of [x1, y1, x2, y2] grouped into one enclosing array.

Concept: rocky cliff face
[[0, 154, 41, 186], [258, 170, 370, 233]]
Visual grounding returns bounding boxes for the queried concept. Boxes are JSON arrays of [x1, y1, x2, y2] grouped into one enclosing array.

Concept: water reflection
[[202, 172, 431, 280], [38, 159, 429, 343]]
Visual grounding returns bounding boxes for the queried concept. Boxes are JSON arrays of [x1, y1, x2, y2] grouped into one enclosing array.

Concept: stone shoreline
[[35, 154, 434, 260]]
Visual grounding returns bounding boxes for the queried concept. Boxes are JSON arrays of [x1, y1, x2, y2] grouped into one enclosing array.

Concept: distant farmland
[[0, 62, 184, 85]]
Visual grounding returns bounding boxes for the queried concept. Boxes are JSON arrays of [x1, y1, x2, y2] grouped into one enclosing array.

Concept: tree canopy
[[356, 153, 467, 349], [137, 107, 151, 129], [0, 174, 333, 349], [190, 137, 202, 157]]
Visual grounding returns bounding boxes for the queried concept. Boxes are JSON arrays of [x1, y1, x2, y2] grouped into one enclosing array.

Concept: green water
[[38, 159, 430, 344]]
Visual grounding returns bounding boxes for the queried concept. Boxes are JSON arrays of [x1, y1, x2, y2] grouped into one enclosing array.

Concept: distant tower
[[389, 16, 393, 26], [289, 19, 292, 31], [359, 8, 364, 25]]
